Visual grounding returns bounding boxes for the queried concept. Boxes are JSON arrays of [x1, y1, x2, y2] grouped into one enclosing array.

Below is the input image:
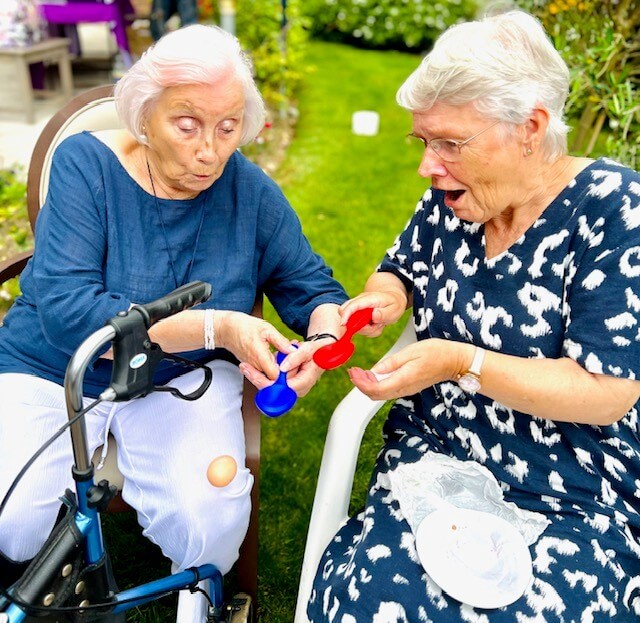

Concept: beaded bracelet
[[305, 333, 338, 342], [204, 309, 215, 350]]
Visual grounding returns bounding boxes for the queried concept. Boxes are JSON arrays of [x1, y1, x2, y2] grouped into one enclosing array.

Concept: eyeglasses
[[406, 120, 500, 163]]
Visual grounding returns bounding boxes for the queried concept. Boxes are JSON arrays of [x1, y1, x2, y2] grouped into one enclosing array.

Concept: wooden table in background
[[0, 38, 73, 124]]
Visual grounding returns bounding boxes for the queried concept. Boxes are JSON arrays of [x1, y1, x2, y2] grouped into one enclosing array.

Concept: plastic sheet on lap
[[385, 451, 550, 545]]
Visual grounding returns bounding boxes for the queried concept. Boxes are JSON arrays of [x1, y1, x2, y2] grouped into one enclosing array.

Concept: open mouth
[[444, 189, 466, 204]]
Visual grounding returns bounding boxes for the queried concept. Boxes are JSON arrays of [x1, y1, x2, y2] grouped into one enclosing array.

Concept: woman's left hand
[[240, 336, 336, 397], [348, 338, 459, 400]]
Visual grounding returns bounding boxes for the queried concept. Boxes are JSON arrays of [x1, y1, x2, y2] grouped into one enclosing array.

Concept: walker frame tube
[[3, 282, 225, 623]]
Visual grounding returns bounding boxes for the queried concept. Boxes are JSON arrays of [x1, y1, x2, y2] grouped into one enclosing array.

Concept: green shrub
[[195, 1, 309, 171], [518, 0, 640, 168], [0, 167, 30, 314], [237, 0, 309, 110], [302, 0, 479, 51], [198, 0, 309, 110], [0, 168, 30, 257]]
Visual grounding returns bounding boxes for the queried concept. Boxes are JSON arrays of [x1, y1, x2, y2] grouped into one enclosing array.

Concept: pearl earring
[[525, 147, 533, 156]]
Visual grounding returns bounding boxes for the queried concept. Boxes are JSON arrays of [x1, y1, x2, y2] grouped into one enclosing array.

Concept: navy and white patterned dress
[[308, 158, 640, 622]]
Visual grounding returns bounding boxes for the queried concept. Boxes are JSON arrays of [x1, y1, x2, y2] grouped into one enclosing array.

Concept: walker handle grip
[[133, 281, 212, 328]]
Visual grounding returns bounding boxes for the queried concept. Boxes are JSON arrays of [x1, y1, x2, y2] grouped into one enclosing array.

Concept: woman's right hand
[[339, 292, 407, 337], [216, 310, 295, 383], [348, 338, 463, 400], [339, 272, 410, 337]]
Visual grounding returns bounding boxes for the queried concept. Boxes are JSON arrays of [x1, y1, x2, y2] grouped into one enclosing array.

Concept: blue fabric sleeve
[[0, 135, 348, 393], [31, 138, 131, 356], [255, 179, 348, 336]]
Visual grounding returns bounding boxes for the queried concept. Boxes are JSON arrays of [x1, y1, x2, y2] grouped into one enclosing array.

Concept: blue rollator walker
[[0, 281, 251, 623]]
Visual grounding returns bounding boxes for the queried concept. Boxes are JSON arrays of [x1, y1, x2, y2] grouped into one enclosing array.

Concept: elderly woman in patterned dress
[[305, 9, 640, 622]]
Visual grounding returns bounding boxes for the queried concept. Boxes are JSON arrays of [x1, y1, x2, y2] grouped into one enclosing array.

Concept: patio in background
[[0, 21, 151, 173]]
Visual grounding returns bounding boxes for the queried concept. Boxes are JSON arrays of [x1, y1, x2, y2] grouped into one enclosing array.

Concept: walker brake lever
[[105, 282, 213, 401]]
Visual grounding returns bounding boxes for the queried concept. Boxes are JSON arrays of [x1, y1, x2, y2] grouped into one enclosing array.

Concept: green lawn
[[259, 40, 425, 621]]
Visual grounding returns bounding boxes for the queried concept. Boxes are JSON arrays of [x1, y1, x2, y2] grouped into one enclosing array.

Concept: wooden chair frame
[[0, 85, 261, 613]]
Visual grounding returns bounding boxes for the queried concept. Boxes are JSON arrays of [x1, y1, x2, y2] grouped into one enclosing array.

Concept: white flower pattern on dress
[[308, 159, 640, 621]]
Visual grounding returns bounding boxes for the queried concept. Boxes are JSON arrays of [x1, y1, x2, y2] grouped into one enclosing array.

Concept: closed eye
[[219, 120, 239, 136], [176, 117, 198, 133]]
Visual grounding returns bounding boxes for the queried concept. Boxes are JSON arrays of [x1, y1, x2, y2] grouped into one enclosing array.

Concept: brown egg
[[206, 455, 238, 488]]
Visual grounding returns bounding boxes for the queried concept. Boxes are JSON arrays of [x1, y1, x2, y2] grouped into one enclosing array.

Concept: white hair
[[396, 10, 570, 158], [114, 24, 266, 146]]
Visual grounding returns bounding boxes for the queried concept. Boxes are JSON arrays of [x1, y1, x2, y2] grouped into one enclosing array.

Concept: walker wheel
[[226, 592, 253, 622]]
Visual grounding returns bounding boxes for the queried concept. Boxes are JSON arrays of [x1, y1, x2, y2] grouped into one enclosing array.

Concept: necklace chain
[[145, 153, 206, 289]]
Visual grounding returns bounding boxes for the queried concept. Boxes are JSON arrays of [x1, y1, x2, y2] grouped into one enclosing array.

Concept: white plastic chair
[[294, 319, 417, 623]]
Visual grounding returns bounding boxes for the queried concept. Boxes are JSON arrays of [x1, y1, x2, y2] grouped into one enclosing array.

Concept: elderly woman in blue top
[[0, 24, 347, 623], [306, 10, 640, 622]]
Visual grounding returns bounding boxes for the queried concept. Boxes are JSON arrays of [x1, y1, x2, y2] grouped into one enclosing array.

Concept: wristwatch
[[457, 346, 486, 393]]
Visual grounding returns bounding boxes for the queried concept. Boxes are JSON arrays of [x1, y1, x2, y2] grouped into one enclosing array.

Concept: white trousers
[[0, 361, 252, 623]]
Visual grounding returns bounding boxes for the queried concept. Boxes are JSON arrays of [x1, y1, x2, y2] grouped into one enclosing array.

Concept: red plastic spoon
[[313, 307, 374, 370]]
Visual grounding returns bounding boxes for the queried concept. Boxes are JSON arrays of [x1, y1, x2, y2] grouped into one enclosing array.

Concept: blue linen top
[[377, 157, 640, 525], [0, 132, 348, 397]]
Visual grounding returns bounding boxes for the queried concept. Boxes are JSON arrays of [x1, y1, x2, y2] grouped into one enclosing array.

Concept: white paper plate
[[415, 507, 532, 609]]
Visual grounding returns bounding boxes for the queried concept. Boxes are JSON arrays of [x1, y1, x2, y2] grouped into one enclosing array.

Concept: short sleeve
[[562, 162, 640, 379]]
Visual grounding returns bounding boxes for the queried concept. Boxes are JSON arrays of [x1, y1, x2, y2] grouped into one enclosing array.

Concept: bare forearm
[[339, 272, 411, 334], [367, 338, 640, 426], [306, 303, 343, 339], [364, 272, 412, 310], [463, 347, 640, 425], [146, 309, 206, 352], [100, 309, 205, 359]]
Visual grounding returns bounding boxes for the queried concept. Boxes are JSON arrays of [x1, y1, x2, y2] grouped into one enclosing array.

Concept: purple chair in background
[[38, 0, 135, 69]]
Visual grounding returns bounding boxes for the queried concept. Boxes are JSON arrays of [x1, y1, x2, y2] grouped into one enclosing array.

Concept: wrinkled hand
[[240, 336, 336, 397], [217, 311, 295, 383], [348, 338, 460, 400], [339, 291, 407, 338]]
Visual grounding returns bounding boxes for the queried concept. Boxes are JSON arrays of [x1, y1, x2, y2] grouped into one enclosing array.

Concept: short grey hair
[[114, 24, 266, 146], [396, 10, 570, 158]]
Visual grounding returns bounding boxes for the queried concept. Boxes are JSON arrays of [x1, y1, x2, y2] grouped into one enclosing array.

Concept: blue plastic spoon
[[255, 351, 298, 417]]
